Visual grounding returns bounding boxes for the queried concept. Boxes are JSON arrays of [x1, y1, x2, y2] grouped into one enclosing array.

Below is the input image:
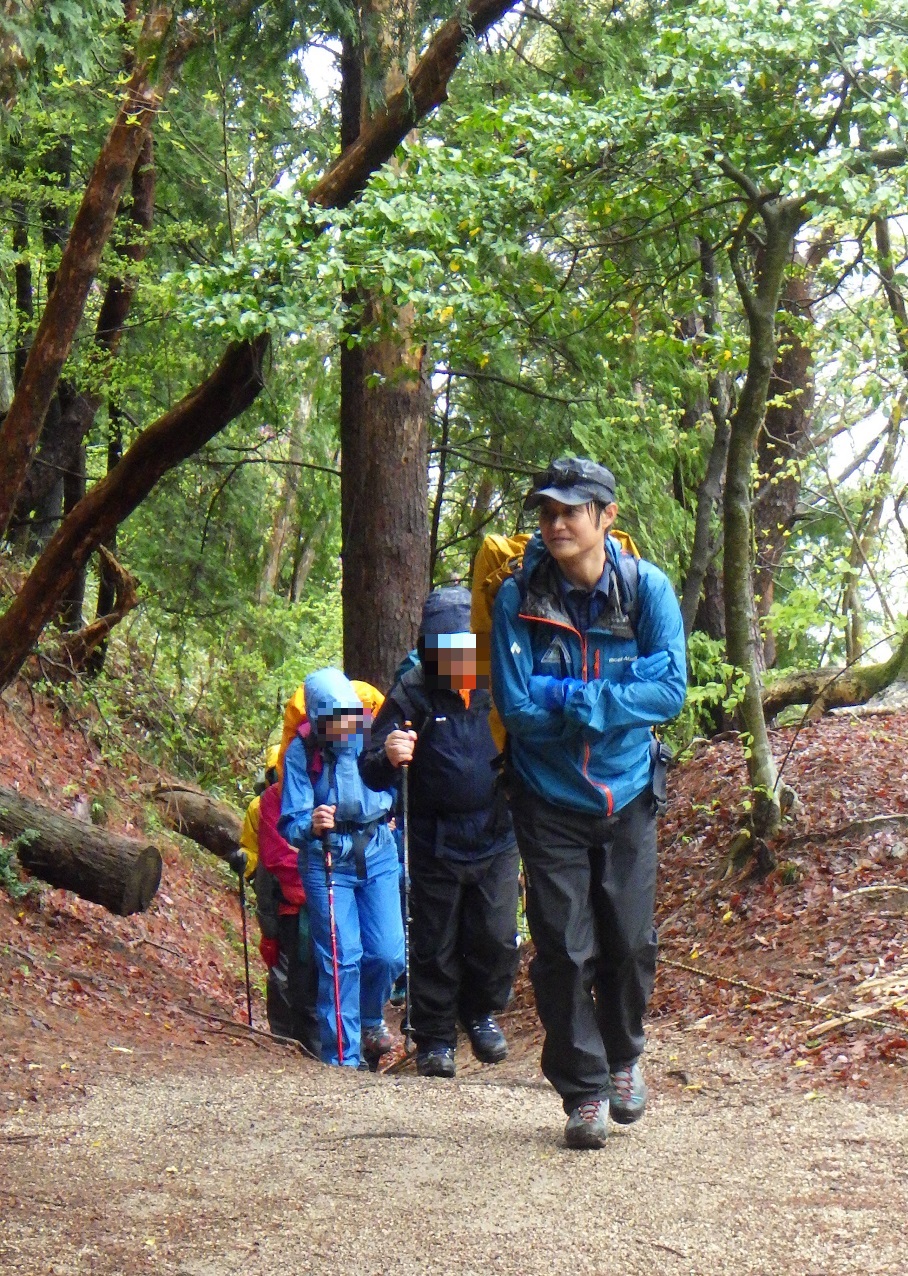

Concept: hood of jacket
[[304, 668, 363, 725]]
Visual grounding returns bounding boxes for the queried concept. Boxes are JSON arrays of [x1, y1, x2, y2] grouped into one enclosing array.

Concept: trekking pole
[[401, 721, 414, 1053], [236, 855, 253, 1028], [321, 833, 345, 1065]]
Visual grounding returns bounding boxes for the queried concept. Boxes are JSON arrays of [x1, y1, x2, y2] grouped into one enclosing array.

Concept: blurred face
[[319, 711, 363, 743], [538, 498, 617, 562], [424, 633, 477, 690]]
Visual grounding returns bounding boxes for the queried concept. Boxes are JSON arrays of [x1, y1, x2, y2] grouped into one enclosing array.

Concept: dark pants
[[410, 846, 520, 1049], [265, 911, 320, 1058], [511, 781, 658, 1113]]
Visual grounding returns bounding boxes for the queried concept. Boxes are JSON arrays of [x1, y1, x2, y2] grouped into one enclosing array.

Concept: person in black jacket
[[360, 586, 520, 1078]]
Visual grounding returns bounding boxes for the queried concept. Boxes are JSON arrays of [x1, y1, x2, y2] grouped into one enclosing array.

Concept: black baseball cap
[[524, 457, 617, 510]]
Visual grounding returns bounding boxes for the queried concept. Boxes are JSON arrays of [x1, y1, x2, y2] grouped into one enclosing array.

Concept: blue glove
[[627, 652, 671, 683], [528, 676, 584, 711]]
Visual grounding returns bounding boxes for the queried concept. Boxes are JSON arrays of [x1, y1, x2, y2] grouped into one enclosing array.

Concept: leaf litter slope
[[1, 681, 263, 1115]]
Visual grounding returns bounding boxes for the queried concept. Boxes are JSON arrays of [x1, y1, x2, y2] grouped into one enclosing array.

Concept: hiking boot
[[389, 975, 407, 1008], [608, 1060, 647, 1125], [564, 1099, 609, 1149], [361, 1020, 394, 1063], [416, 1044, 456, 1078], [466, 1016, 508, 1064]]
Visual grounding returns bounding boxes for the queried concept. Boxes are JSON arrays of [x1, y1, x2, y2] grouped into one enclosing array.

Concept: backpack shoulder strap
[[302, 730, 323, 781], [615, 551, 640, 635], [394, 669, 432, 735]]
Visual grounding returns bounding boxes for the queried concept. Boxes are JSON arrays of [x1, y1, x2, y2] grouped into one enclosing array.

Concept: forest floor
[[1, 679, 907, 1273]]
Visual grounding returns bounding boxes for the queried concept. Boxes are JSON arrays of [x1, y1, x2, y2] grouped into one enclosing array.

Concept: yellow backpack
[[471, 530, 641, 751]]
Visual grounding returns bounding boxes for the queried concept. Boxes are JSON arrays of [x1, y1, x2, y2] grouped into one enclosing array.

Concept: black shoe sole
[[471, 1044, 508, 1064], [417, 1064, 456, 1078], [564, 1127, 608, 1149], [608, 1101, 646, 1126]]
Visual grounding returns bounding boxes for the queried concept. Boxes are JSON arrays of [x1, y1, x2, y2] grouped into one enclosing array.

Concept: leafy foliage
[[2, 0, 908, 786]]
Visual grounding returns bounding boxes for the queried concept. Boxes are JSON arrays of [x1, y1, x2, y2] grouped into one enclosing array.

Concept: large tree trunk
[[340, 5, 432, 689], [341, 308, 432, 687], [152, 784, 243, 859], [0, 6, 174, 538], [720, 172, 806, 838], [0, 0, 519, 692], [0, 784, 162, 915]]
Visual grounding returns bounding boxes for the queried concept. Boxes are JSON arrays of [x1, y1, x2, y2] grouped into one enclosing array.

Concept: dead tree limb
[[762, 628, 908, 718], [48, 547, 138, 672]]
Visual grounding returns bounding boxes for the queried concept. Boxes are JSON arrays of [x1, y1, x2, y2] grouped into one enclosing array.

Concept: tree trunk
[[313, 0, 517, 212], [11, 145, 33, 388], [721, 189, 806, 838], [50, 546, 138, 673], [85, 416, 125, 676], [151, 784, 243, 859], [341, 309, 431, 687], [0, 783, 162, 915], [0, 336, 269, 690], [0, 0, 519, 691], [752, 269, 816, 667], [340, 6, 433, 690], [290, 525, 322, 601], [679, 240, 732, 637], [15, 134, 157, 523], [0, 6, 173, 538], [59, 445, 87, 630]]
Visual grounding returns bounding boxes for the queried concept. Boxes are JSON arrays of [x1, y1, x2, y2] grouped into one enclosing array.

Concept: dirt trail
[[2, 1029, 906, 1276]]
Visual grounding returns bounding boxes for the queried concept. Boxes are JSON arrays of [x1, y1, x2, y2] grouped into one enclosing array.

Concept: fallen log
[[151, 783, 242, 859], [0, 784, 162, 915]]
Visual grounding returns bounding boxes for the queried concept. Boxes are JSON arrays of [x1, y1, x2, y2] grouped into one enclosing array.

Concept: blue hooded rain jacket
[[277, 668, 403, 1067]]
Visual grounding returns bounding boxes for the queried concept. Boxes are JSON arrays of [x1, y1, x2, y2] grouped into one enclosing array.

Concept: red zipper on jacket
[[517, 611, 613, 815]]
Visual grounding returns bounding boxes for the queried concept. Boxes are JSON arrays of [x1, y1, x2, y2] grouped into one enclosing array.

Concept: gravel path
[[2, 1035, 906, 1276]]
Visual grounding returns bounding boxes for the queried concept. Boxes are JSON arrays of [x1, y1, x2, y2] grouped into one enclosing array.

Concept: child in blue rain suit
[[278, 668, 404, 1069]]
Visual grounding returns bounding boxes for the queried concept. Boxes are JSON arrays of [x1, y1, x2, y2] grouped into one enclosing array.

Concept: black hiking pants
[[510, 780, 658, 1114], [410, 847, 520, 1049], [265, 911, 320, 1057]]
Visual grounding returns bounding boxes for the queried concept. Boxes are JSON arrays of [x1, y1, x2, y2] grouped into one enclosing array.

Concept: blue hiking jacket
[[278, 668, 395, 874], [491, 532, 686, 816]]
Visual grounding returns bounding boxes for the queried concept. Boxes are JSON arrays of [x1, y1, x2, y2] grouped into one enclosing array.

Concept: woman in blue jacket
[[278, 668, 404, 1069]]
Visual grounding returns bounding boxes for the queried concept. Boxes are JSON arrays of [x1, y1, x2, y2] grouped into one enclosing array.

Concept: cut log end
[[119, 844, 163, 915]]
